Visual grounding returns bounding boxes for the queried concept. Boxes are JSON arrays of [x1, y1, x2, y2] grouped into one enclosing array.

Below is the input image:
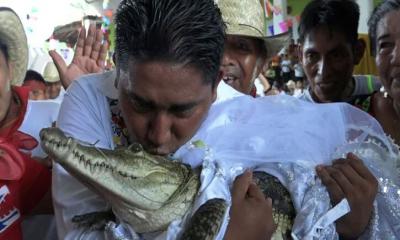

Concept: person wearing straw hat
[[0, 7, 60, 240], [217, 0, 289, 97], [43, 61, 65, 102]]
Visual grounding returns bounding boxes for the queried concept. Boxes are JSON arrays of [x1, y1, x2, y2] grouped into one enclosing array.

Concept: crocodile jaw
[[40, 128, 191, 211]]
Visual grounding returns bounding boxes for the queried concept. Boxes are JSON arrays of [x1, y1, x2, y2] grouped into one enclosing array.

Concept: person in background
[[293, 80, 305, 97], [22, 70, 47, 100], [286, 80, 296, 95], [280, 53, 292, 83], [42, 61, 64, 102], [297, 0, 381, 110], [368, 0, 400, 145], [0, 7, 56, 240], [295, 1, 380, 238], [49, 23, 108, 89], [218, 0, 289, 97], [293, 59, 304, 84]]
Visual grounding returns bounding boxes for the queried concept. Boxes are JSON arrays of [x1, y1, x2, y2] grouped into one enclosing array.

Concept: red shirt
[[0, 87, 51, 240]]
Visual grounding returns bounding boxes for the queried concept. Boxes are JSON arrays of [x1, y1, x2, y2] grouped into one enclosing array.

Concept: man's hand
[[316, 153, 378, 239], [224, 170, 276, 240], [49, 23, 109, 89]]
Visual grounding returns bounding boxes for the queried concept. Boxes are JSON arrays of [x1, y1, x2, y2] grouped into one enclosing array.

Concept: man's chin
[[313, 88, 339, 103]]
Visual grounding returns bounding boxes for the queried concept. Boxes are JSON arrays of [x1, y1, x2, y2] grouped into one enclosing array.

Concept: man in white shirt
[[52, 0, 385, 239]]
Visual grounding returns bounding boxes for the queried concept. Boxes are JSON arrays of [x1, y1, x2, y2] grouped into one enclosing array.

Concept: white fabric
[[53, 72, 399, 240], [18, 100, 60, 240], [216, 80, 244, 102], [254, 78, 266, 97], [19, 100, 60, 158]]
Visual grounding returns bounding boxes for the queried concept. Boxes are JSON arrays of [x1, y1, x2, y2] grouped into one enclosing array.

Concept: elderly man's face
[[221, 35, 265, 95], [0, 50, 12, 122], [118, 61, 218, 155], [375, 9, 400, 104]]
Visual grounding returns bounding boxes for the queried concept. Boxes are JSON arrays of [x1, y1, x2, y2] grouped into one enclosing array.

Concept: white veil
[[172, 95, 400, 240]]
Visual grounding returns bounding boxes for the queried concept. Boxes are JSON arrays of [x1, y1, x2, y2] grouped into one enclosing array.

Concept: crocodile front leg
[[179, 198, 228, 240]]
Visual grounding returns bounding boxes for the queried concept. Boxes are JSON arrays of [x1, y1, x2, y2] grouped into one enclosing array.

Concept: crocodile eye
[[129, 143, 143, 153]]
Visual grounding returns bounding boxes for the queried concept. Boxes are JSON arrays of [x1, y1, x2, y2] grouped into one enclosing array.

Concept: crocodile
[[40, 127, 295, 239]]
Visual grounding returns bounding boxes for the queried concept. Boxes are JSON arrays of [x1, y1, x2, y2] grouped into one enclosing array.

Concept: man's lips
[[222, 75, 238, 85]]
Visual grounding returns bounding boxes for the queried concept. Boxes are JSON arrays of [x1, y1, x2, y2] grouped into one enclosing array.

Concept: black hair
[[0, 40, 9, 61], [114, 0, 225, 87], [24, 70, 45, 83], [368, 0, 400, 56], [298, 0, 359, 45]]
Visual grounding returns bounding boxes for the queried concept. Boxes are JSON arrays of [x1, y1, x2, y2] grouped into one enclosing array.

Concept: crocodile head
[[40, 127, 195, 211]]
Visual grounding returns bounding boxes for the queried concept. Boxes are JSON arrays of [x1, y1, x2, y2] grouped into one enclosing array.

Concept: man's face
[[301, 26, 359, 103], [46, 81, 61, 99], [118, 61, 218, 155], [221, 35, 265, 95], [0, 50, 12, 122], [375, 10, 400, 104]]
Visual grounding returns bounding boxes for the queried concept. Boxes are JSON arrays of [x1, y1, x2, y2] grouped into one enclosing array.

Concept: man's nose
[[317, 58, 329, 78], [147, 112, 172, 147], [221, 49, 236, 67], [391, 41, 400, 66]]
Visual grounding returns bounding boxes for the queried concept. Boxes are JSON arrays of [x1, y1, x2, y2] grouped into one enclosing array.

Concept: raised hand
[[316, 153, 378, 239], [49, 23, 109, 89], [224, 170, 276, 240]]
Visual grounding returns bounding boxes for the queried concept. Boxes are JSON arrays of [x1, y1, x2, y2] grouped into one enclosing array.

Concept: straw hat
[[216, 0, 290, 58], [0, 7, 28, 86], [43, 61, 60, 83]]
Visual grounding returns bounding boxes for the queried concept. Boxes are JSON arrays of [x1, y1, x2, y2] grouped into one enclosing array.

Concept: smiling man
[[52, 0, 275, 239], [218, 0, 288, 97], [297, 0, 381, 106]]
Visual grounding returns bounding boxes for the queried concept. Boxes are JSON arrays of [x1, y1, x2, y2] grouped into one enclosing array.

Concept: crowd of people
[[1, 0, 399, 239]]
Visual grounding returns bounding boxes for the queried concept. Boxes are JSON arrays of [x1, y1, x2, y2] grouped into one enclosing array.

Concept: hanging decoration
[[263, 0, 282, 18]]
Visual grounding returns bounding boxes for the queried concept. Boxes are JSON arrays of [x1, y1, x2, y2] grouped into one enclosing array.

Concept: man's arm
[[316, 152, 378, 239], [49, 24, 109, 89], [224, 170, 276, 240]]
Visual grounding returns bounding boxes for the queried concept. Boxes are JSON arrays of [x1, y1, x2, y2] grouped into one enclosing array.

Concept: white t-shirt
[[281, 60, 292, 73]]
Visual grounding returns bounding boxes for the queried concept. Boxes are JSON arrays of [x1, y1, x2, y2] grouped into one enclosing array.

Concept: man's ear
[[353, 38, 366, 65], [212, 70, 223, 102]]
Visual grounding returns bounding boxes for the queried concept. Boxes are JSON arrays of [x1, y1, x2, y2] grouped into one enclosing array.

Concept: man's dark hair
[[368, 0, 400, 56], [298, 0, 359, 45], [24, 70, 45, 83], [115, 0, 225, 87]]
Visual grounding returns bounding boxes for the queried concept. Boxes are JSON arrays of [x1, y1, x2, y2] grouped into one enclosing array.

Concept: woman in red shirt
[[0, 7, 51, 240]]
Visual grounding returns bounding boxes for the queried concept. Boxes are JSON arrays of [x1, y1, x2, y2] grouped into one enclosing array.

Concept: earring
[[380, 86, 389, 98]]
